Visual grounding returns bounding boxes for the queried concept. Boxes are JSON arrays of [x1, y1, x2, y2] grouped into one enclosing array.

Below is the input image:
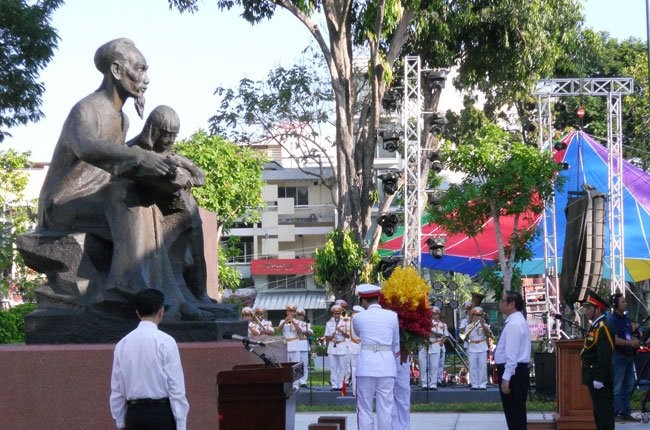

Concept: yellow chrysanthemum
[[381, 266, 431, 310]]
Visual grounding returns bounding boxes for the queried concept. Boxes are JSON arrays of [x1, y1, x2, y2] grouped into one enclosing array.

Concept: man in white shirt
[[418, 306, 445, 390], [110, 289, 189, 430], [494, 290, 531, 430], [353, 283, 400, 430], [278, 303, 306, 389], [295, 308, 313, 388]]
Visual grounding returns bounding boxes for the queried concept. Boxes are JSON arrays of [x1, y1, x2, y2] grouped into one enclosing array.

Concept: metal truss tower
[[533, 78, 634, 320], [402, 56, 423, 267]]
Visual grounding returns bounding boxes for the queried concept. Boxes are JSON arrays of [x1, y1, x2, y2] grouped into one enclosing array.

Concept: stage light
[[378, 213, 399, 237], [447, 281, 458, 291], [377, 256, 401, 279], [426, 236, 446, 258], [557, 162, 570, 170], [428, 113, 447, 135], [434, 299, 444, 309], [432, 281, 443, 291], [424, 70, 448, 92], [553, 141, 567, 151], [449, 299, 459, 309], [428, 151, 443, 173], [381, 88, 402, 112], [379, 171, 400, 195], [378, 129, 402, 153]]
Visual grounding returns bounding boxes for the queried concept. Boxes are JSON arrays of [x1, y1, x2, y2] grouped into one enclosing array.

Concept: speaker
[[560, 188, 606, 306]]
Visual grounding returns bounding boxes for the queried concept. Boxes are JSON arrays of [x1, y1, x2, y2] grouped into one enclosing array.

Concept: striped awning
[[253, 291, 330, 311]]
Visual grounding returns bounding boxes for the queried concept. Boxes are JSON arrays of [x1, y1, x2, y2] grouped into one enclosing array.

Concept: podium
[[555, 339, 596, 429], [217, 362, 303, 430]]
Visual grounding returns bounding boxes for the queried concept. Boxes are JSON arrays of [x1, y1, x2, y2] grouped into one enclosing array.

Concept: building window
[[278, 186, 308, 206], [268, 275, 307, 290], [221, 237, 254, 263]]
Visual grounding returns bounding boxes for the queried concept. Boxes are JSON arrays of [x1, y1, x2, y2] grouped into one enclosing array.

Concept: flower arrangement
[[379, 266, 433, 356]]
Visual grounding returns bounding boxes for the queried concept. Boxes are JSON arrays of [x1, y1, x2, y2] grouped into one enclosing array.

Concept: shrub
[[0, 303, 36, 344]]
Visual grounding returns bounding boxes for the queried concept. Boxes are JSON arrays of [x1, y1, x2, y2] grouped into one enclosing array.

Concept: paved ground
[[296, 411, 650, 429]]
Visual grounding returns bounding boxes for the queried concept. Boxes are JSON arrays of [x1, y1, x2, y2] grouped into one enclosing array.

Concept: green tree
[[0, 149, 40, 302], [174, 131, 266, 289], [314, 229, 366, 299], [429, 119, 563, 292], [169, 0, 583, 258], [0, 0, 62, 140]]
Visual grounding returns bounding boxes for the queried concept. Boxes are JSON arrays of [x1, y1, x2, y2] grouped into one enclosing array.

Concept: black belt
[[496, 362, 529, 370], [126, 397, 170, 406]]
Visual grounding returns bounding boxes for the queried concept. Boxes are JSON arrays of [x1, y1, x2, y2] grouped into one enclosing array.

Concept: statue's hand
[[139, 151, 175, 177]]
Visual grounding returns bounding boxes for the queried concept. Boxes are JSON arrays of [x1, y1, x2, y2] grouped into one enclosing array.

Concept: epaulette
[[597, 320, 614, 349]]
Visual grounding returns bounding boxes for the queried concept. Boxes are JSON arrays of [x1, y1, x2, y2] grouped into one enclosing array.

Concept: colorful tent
[[379, 131, 650, 282], [520, 131, 650, 282]]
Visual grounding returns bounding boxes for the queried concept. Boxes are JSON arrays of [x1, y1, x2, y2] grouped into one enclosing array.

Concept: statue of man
[[37, 39, 204, 316]]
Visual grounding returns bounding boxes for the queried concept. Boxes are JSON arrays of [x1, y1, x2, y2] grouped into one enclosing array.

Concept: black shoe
[[429, 387, 438, 391], [330, 388, 341, 392], [479, 387, 487, 390], [300, 384, 308, 388], [470, 387, 479, 390], [620, 414, 641, 422]]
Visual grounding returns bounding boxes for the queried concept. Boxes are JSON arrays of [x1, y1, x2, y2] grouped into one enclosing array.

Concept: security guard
[[580, 290, 615, 430]]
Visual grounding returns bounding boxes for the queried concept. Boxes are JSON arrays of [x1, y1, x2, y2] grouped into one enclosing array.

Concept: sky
[[4, 0, 649, 161]]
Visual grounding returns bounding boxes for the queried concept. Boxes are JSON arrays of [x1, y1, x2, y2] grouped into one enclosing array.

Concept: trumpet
[[460, 317, 493, 340]]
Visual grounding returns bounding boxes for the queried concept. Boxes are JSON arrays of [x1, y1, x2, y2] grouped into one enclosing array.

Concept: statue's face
[[153, 129, 179, 153], [117, 47, 149, 99]]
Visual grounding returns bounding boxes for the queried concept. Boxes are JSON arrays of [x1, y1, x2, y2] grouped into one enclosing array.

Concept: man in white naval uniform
[[348, 305, 363, 396], [325, 304, 350, 391], [295, 308, 313, 387], [353, 284, 400, 430], [278, 303, 304, 389], [437, 314, 450, 386], [418, 306, 444, 390], [464, 306, 490, 390]]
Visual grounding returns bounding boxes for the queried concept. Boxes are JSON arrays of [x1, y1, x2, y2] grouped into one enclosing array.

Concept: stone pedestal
[[0, 342, 260, 429]]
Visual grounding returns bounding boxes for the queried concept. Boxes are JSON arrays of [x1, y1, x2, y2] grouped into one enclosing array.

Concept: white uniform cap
[[431, 306, 441, 313], [335, 299, 348, 307], [355, 283, 381, 298], [352, 305, 365, 313], [296, 308, 306, 315], [242, 306, 253, 314], [331, 304, 343, 312], [472, 306, 484, 315], [463, 301, 472, 309]]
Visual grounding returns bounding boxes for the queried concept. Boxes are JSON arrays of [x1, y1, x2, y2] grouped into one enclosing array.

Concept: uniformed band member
[[278, 303, 307, 389], [494, 290, 531, 430], [295, 308, 313, 387], [348, 305, 363, 396], [253, 307, 275, 336], [353, 283, 400, 430], [418, 306, 445, 390], [325, 304, 350, 391], [464, 306, 490, 390], [241, 306, 259, 337], [437, 315, 450, 386], [580, 290, 615, 430]]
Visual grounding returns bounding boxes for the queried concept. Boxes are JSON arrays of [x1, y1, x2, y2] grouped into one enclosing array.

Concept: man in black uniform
[[580, 290, 615, 430]]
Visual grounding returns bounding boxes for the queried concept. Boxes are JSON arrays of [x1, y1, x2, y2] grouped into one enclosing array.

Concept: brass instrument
[[459, 292, 486, 341]]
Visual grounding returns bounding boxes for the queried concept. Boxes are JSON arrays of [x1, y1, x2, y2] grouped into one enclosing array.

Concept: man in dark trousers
[[580, 290, 615, 430], [110, 289, 189, 430], [607, 292, 641, 421], [494, 290, 531, 429]]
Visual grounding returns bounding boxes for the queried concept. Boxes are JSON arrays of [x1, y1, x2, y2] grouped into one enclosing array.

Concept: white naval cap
[[355, 283, 381, 298], [431, 306, 441, 313], [335, 299, 348, 307]]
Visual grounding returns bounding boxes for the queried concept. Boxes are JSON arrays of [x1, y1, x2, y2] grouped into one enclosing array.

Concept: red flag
[[341, 375, 347, 396]]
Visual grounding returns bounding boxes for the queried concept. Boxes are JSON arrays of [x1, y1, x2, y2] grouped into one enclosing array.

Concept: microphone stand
[[242, 340, 280, 368]]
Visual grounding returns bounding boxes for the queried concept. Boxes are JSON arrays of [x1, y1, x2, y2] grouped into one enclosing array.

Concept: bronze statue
[[18, 39, 236, 343]]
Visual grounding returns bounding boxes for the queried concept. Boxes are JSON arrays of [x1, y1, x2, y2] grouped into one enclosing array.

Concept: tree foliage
[[314, 229, 366, 298], [167, 0, 584, 260], [430, 117, 563, 291], [0, 149, 40, 302], [174, 131, 267, 230], [0, 0, 62, 140]]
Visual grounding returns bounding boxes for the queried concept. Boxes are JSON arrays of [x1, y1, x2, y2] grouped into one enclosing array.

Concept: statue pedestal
[[0, 342, 260, 429], [25, 305, 246, 344]]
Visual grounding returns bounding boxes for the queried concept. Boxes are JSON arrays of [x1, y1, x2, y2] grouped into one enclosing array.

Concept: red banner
[[250, 258, 315, 275]]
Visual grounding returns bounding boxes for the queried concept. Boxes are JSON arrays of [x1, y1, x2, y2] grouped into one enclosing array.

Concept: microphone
[[223, 331, 266, 347]]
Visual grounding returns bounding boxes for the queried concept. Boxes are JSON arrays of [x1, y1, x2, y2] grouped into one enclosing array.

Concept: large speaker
[[560, 187, 606, 306]]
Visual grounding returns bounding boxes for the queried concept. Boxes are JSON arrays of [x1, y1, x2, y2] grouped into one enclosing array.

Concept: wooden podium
[[216, 362, 303, 430], [555, 339, 596, 429]]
